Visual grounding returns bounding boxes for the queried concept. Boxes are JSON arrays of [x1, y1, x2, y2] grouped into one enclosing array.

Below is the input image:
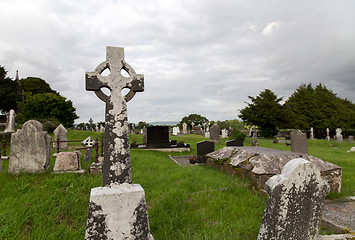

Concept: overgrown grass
[[0, 130, 354, 239]]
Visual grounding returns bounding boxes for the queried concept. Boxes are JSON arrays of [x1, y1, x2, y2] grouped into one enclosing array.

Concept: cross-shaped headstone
[[88, 118, 93, 131], [86, 46, 144, 186]]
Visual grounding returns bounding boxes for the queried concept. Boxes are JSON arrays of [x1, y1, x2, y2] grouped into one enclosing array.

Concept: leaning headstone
[[326, 128, 330, 141], [53, 124, 68, 150], [334, 128, 343, 142], [182, 122, 188, 134], [209, 124, 220, 143], [221, 129, 228, 138], [290, 130, 308, 154], [4, 109, 16, 133], [85, 46, 152, 239], [226, 139, 243, 146], [8, 120, 51, 174], [257, 158, 329, 240], [53, 151, 84, 173]]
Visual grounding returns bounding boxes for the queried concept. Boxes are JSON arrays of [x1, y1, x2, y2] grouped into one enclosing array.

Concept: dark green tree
[[0, 66, 21, 113], [217, 119, 244, 131], [239, 89, 284, 137], [179, 114, 208, 129], [20, 92, 79, 127], [136, 121, 150, 129], [20, 77, 57, 95]]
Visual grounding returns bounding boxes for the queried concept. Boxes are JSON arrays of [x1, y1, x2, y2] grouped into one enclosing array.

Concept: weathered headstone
[[209, 123, 220, 143], [53, 151, 83, 173], [4, 109, 16, 133], [142, 126, 147, 145], [82, 136, 96, 163], [326, 128, 330, 141], [221, 129, 228, 138], [89, 118, 93, 131], [146, 126, 170, 148], [182, 122, 187, 134], [310, 127, 314, 139], [99, 124, 105, 132], [290, 130, 308, 154], [334, 128, 343, 142], [226, 139, 243, 146], [172, 126, 179, 136], [191, 122, 195, 130], [204, 131, 210, 138], [95, 123, 99, 132], [348, 135, 354, 143], [197, 140, 214, 162], [8, 120, 51, 174], [257, 158, 329, 240], [85, 46, 152, 239], [53, 124, 68, 150]]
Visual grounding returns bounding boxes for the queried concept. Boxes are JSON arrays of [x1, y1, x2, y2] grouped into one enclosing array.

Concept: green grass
[[0, 130, 354, 239]]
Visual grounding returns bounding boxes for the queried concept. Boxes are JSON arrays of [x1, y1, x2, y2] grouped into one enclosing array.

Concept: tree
[[239, 89, 284, 137], [179, 114, 208, 129], [136, 121, 150, 129], [216, 119, 244, 131], [20, 77, 57, 95], [0, 66, 21, 113], [284, 83, 355, 131], [20, 92, 78, 127]]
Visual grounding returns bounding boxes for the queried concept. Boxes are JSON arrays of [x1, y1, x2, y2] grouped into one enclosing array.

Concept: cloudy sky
[[1, 0, 354, 124]]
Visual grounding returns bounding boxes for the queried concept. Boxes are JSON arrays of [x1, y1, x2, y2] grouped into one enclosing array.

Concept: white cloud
[[262, 21, 281, 36]]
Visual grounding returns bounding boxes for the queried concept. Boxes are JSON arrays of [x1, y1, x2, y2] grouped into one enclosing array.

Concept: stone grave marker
[[146, 126, 170, 148], [204, 131, 210, 138], [226, 139, 243, 146], [197, 140, 214, 162], [95, 123, 99, 132], [334, 128, 343, 142], [290, 130, 308, 154], [84, 46, 152, 239], [348, 135, 354, 143], [99, 124, 105, 132], [82, 136, 95, 162], [172, 126, 179, 136], [221, 129, 228, 138], [4, 109, 16, 133], [53, 124, 68, 150], [182, 122, 187, 134], [326, 128, 330, 141], [142, 126, 147, 145], [209, 123, 220, 143], [8, 120, 51, 174], [191, 122, 195, 130], [53, 151, 84, 173], [88, 118, 93, 131], [310, 127, 314, 139], [257, 158, 329, 240]]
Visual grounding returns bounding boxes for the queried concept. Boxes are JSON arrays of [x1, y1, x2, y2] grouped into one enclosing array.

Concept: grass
[[0, 130, 354, 239]]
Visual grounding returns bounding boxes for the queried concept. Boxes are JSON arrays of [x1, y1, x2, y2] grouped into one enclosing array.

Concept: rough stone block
[[85, 183, 153, 240], [53, 152, 81, 172]]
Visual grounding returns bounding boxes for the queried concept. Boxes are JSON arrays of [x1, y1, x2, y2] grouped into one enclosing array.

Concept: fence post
[[100, 139, 104, 157], [95, 138, 99, 163], [2, 135, 6, 157], [56, 136, 60, 153]]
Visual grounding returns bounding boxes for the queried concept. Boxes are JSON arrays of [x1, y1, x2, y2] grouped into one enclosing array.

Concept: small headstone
[[252, 126, 257, 138], [310, 127, 314, 139], [53, 124, 68, 150], [209, 124, 220, 143], [89, 118, 93, 131], [146, 126, 170, 148], [99, 124, 105, 132], [348, 135, 354, 143], [182, 122, 187, 134], [95, 123, 99, 132], [8, 120, 51, 174], [170, 140, 177, 146], [84, 148, 92, 162], [221, 129, 228, 138], [53, 152, 82, 172], [334, 128, 343, 142], [191, 122, 195, 130], [172, 126, 179, 136], [204, 132, 210, 138], [206, 125, 210, 132], [226, 139, 243, 146], [326, 128, 330, 141], [197, 140, 214, 162], [4, 109, 16, 133], [257, 158, 329, 240], [290, 130, 307, 154], [142, 126, 147, 145]]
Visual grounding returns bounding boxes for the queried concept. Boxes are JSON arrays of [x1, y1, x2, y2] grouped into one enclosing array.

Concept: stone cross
[[86, 46, 144, 186], [88, 118, 93, 131]]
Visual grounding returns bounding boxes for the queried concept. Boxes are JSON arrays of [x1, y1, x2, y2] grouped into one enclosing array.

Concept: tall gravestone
[[4, 109, 16, 133], [326, 128, 330, 141], [209, 123, 220, 143], [146, 126, 170, 148], [53, 124, 68, 150], [334, 128, 343, 142], [182, 123, 188, 134], [85, 46, 152, 239], [221, 129, 228, 138], [257, 158, 329, 240], [9, 120, 51, 174], [142, 126, 147, 145], [290, 130, 307, 154]]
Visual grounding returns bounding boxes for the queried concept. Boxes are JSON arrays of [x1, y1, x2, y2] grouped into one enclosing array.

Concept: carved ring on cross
[[92, 60, 142, 103]]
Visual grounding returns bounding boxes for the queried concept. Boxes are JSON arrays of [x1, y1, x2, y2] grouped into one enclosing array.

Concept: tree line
[[239, 84, 355, 137], [0, 65, 78, 128]]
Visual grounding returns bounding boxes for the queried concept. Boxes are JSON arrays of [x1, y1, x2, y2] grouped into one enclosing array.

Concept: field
[[0, 130, 354, 239]]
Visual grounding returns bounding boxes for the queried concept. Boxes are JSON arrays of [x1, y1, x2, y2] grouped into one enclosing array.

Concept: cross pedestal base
[[85, 183, 153, 240]]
